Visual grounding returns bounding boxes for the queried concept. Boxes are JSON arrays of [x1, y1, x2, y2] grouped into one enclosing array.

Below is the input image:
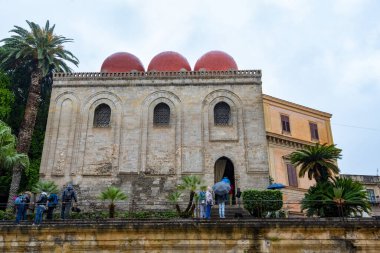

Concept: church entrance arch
[[214, 156, 235, 205]]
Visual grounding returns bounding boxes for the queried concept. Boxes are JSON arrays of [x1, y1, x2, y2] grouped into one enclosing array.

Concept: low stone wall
[[0, 219, 379, 252]]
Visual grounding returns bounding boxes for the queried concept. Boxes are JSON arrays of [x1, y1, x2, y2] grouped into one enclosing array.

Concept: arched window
[[154, 103, 170, 126], [214, 102, 231, 125], [93, 104, 111, 127]]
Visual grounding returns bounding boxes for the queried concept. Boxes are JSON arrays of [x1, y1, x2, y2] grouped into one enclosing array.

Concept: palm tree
[[32, 180, 59, 194], [177, 175, 203, 217], [0, 20, 79, 208], [0, 121, 29, 187], [167, 191, 182, 214], [302, 177, 371, 217], [289, 143, 342, 183], [99, 186, 128, 218]]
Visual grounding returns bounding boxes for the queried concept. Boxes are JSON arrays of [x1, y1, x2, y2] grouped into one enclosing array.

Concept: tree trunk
[[184, 191, 195, 213], [109, 203, 115, 218], [6, 70, 42, 210]]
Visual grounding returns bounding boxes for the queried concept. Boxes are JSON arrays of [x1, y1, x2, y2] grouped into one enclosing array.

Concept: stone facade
[[40, 70, 269, 209]]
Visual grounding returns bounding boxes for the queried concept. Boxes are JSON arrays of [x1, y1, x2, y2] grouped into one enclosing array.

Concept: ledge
[[54, 70, 261, 80]]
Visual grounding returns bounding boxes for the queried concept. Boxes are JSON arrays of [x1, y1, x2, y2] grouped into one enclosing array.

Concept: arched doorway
[[214, 157, 235, 205]]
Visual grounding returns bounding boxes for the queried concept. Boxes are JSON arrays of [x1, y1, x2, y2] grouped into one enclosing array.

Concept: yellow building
[[263, 94, 334, 215]]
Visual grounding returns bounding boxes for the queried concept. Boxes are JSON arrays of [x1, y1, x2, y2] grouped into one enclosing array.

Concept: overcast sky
[[1, 0, 379, 175]]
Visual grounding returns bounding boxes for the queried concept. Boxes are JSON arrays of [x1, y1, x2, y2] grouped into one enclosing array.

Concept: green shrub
[[71, 211, 109, 220], [242, 189, 283, 217], [124, 210, 180, 219], [0, 210, 15, 220]]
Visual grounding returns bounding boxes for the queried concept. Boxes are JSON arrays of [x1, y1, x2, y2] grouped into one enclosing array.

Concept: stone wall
[[40, 71, 269, 209], [1, 219, 379, 252]]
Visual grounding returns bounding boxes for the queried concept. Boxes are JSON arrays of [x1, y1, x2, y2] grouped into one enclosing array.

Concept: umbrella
[[267, 183, 285, 190], [213, 181, 231, 195]]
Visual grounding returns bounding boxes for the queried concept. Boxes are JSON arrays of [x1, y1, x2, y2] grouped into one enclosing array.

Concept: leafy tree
[[31, 180, 59, 194], [0, 20, 79, 208], [301, 177, 371, 217], [0, 72, 14, 122], [289, 143, 342, 183], [0, 121, 29, 199], [99, 186, 128, 218]]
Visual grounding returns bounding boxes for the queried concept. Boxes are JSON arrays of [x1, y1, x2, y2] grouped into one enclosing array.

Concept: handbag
[[71, 206, 81, 213]]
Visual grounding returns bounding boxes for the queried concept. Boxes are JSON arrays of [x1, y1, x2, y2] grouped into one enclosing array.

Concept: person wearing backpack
[[47, 193, 59, 220], [33, 191, 48, 225], [61, 184, 77, 220], [22, 191, 32, 221], [14, 193, 25, 224], [198, 187, 207, 219]]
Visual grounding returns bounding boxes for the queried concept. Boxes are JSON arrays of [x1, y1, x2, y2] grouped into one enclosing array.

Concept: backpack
[[199, 191, 206, 200], [14, 195, 24, 205], [63, 189, 73, 202], [48, 193, 59, 207]]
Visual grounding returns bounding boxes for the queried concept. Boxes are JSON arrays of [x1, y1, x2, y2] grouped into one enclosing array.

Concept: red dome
[[148, 51, 191, 71], [101, 52, 145, 72], [194, 51, 238, 71]]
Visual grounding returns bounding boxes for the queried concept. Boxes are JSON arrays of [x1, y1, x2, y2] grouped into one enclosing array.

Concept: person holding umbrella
[[213, 180, 231, 219]]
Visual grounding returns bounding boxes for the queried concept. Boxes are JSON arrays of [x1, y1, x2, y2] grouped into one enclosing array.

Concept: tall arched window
[[214, 102, 231, 125], [154, 103, 170, 126], [93, 103, 111, 127]]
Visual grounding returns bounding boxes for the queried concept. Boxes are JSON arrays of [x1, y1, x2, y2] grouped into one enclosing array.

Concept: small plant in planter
[[99, 186, 128, 218]]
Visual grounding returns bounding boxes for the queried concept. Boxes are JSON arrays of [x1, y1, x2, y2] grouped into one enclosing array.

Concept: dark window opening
[[287, 164, 298, 187], [214, 102, 231, 125], [93, 104, 111, 127], [154, 103, 170, 126], [309, 122, 319, 140], [367, 189, 376, 204], [281, 114, 291, 133]]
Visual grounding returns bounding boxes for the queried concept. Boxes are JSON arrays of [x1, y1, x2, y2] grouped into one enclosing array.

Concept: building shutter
[[287, 164, 298, 187]]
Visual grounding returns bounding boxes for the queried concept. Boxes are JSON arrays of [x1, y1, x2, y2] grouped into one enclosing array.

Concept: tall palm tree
[[99, 186, 128, 218], [289, 143, 342, 183], [0, 20, 79, 208]]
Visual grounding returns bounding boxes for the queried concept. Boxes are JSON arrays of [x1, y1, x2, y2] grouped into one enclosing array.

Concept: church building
[[40, 51, 333, 211]]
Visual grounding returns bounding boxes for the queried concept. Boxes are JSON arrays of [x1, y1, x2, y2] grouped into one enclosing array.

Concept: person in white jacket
[[205, 187, 213, 219]]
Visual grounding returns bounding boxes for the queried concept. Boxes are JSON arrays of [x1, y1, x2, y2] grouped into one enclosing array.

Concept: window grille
[[154, 103, 170, 126], [93, 104, 111, 127], [214, 102, 231, 125]]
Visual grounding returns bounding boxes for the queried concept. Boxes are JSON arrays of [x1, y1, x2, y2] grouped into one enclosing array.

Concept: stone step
[[210, 205, 250, 219]]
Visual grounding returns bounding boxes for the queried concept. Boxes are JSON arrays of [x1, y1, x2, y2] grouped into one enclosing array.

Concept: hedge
[[242, 189, 283, 217]]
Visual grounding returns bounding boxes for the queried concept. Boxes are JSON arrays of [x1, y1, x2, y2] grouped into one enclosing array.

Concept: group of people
[[197, 177, 234, 219], [14, 184, 78, 225]]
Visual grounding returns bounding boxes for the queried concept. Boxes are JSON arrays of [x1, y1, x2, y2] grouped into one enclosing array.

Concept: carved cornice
[[266, 132, 315, 149], [262, 94, 332, 118]]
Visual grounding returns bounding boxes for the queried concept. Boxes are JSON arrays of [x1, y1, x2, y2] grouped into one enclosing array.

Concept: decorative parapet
[[53, 70, 261, 80], [266, 132, 315, 149]]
